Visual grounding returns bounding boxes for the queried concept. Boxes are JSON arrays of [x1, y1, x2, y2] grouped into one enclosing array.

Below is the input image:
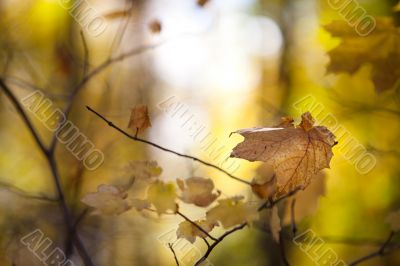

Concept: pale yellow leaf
[[176, 220, 218, 243], [146, 181, 177, 214], [206, 196, 258, 228], [126, 160, 162, 181], [81, 184, 131, 215]]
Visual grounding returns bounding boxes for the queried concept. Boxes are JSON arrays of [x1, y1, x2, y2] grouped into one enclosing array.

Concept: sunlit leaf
[[128, 104, 152, 132], [146, 181, 177, 214], [206, 196, 258, 228], [126, 160, 162, 182], [176, 220, 218, 243], [231, 112, 336, 195], [177, 177, 220, 207]]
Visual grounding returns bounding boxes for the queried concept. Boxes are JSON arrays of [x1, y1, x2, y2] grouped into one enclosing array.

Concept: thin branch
[[0, 79, 48, 155], [279, 232, 290, 266], [168, 243, 180, 266], [258, 187, 302, 211], [194, 223, 247, 266], [86, 106, 251, 185], [176, 211, 217, 241], [0, 180, 58, 202], [348, 231, 398, 266], [290, 199, 297, 236], [0, 80, 93, 265]]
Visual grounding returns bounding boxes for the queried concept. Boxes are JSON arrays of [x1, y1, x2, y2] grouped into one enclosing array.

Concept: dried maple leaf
[[146, 181, 177, 214], [176, 220, 218, 243], [206, 196, 258, 228], [385, 210, 400, 232], [324, 18, 400, 93], [81, 184, 131, 215], [177, 177, 220, 207], [126, 161, 162, 182], [128, 105, 151, 132], [230, 112, 336, 195], [149, 20, 162, 34], [270, 206, 281, 243]]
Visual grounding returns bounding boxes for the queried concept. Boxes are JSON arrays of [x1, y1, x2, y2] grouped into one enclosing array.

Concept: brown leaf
[[128, 105, 151, 132], [177, 177, 220, 207], [197, 0, 210, 7], [103, 10, 131, 20], [149, 20, 162, 34], [231, 112, 336, 195]]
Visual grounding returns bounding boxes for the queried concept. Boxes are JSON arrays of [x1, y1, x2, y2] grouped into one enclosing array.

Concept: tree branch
[[168, 243, 180, 266], [86, 106, 251, 185], [176, 211, 217, 241], [348, 231, 398, 266]]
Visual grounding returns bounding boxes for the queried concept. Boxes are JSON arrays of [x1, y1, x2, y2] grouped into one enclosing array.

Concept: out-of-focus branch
[[348, 231, 399, 266], [0, 79, 93, 266], [168, 243, 180, 266]]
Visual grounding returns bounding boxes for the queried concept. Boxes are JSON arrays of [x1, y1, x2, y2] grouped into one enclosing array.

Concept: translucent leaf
[[206, 196, 258, 228], [128, 105, 151, 132], [146, 181, 177, 214], [231, 112, 336, 195], [177, 177, 220, 207], [126, 160, 162, 181], [176, 220, 218, 243], [81, 184, 131, 216]]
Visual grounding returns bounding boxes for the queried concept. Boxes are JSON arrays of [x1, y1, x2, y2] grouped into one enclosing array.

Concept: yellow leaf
[[176, 220, 218, 243], [231, 112, 336, 195], [146, 181, 177, 214], [81, 184, 131, 215], [324, 18, 400, 93], [177, 177, 220, 207], [131, 198, 151, 211], [126, 160, 162, 181], [385, 210, 400, 232], [270, 206, 281, 243], [128, 105, 151, 132], [206, 196, 258, 228]]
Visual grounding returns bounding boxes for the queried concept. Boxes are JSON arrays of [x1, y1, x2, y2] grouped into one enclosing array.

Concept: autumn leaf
[[230, 112, 336, 195], [385, 210, 400, 231], [176, 220, 218, 243], [149, 20, 162, 34], [81, 184, 131, 215], [126, 160, 162, 182], [146, 181, 177, 214], [251, 164, 276, 199], [177, 177, 220, 207], [206, 196, 258, 228], [128, 105, 151, 132], [197, 0, 210, 7], [270, 206, 281, 243], [324, 18, 400, 93]]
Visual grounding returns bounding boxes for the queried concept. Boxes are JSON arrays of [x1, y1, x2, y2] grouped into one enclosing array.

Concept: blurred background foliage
[[0, 0, 399, 265]]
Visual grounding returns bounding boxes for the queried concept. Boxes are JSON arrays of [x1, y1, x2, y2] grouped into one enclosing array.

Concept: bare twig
[[0, 180, 58, 202], [194, 223, 247, 266], [279, 232, 290, 266], [168, 243, 180, 266], [348, 231, 398, 266], [176, 211, 217, 241], [86, 106, 251, 185], [0, 80, 93, 265], [290, 199, 297, 236]]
